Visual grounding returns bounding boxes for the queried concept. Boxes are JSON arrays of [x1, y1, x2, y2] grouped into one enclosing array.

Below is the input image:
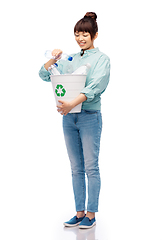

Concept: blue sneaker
[[64, 215, 85, 227], [79, 217, 96, 229]]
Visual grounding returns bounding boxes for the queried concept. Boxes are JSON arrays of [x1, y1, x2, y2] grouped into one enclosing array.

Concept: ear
[[93, 32, 98, 40]]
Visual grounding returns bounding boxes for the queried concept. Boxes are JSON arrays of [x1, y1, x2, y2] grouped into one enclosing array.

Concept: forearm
[[70, 93, 87, 108], [44, 59, 57, 71]]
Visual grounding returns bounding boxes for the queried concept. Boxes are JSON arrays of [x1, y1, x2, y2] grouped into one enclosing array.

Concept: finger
[[52, 49, 62, 59], [52, 49, 62, 55], [57, 109, 63, 114], [57, 103, 63, 108], [58, 100, 64, 104], [57, 105, 62, 109]]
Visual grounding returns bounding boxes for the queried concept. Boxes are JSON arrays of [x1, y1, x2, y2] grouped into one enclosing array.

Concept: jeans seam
[[77, 131, 85, 211]]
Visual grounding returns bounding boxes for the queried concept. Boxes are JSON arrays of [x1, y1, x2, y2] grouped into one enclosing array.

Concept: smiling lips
[[78, 42, 86, 46]]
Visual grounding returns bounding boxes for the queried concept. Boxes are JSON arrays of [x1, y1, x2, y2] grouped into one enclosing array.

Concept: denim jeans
[[63, 110, 102, 212]]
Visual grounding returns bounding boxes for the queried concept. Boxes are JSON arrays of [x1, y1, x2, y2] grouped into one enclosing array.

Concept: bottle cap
[[68, 56, 73, 61]]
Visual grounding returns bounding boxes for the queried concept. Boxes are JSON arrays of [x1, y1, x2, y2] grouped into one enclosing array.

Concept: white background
[[0, 0, 162, 239]]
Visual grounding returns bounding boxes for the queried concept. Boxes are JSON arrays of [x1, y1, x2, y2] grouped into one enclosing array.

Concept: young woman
[[39, 12, 110, 229]]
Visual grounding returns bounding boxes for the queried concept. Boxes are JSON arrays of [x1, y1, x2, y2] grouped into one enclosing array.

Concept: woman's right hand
[[51, 49, 63, 60], [44, 49, 62, 71]]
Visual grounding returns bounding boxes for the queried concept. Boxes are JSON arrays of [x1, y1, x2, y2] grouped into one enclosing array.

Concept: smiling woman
[[38, 11, 110, 229]]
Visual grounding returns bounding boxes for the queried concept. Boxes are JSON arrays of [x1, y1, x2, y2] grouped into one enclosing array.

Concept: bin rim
[[50, 74, 87, 77]]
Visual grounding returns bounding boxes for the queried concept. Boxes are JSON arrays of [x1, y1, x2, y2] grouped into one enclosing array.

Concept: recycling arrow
[[55, 84, 66, 97]]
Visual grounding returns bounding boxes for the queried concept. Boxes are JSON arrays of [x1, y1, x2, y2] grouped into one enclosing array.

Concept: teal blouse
[[39, 48, 110, 110]]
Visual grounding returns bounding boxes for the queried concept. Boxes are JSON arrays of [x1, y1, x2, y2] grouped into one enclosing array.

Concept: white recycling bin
[[50, 74, 86, 113]]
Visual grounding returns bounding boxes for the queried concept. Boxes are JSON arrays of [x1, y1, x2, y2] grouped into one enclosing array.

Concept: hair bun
[[84, 12, 97, 21]]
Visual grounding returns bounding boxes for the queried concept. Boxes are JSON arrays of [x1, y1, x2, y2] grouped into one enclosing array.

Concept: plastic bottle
[[64, 63, 74, 74], [72, 63, 91, 75], [48, 63, 61, 75], [45, 50, 73, 61]]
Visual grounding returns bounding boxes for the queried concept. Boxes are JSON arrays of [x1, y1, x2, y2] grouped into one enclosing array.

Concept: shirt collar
[[80, 47, 99, 57]]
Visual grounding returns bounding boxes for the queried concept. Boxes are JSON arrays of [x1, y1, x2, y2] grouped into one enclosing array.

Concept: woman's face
[[75, 31, 97, 51]]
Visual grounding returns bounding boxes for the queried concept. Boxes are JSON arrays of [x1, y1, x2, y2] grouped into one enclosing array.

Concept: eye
[[83, 35, 88, 37]]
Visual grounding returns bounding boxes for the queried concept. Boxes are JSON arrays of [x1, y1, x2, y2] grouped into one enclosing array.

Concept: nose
[[79, 35, 84, 41]]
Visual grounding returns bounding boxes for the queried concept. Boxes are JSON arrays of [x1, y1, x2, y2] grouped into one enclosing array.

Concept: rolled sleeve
[[80, 56, 110, 102], [39, 65, 51, 82]]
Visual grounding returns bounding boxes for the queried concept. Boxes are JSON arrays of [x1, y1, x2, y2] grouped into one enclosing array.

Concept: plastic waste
[[72, 63, 91, 75], [48, 63, 61, 75], [64, 63, 74, 74], [45, 50, 73, 61]]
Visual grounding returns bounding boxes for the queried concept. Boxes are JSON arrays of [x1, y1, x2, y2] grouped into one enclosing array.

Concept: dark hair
[[74, 12, 98, 39]]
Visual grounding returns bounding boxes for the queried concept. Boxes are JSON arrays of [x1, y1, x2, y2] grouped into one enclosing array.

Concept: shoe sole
[[79, 221, 96, 229], [64, 222, 81, 227]]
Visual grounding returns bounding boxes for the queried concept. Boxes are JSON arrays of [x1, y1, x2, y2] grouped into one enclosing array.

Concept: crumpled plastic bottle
[[72, 63, 91, 75], [48, 63, 62, 75], [45, 50, 73, 61]]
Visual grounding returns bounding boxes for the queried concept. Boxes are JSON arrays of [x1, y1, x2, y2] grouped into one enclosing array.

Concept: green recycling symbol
[[55, 84, 66, 97]]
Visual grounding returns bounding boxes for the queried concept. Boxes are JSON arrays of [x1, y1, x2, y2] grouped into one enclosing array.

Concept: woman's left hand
[[57, 100, 73, 116]]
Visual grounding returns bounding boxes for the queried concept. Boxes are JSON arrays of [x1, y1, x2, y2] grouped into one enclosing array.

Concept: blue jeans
[[63, 110, 102, 212]]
